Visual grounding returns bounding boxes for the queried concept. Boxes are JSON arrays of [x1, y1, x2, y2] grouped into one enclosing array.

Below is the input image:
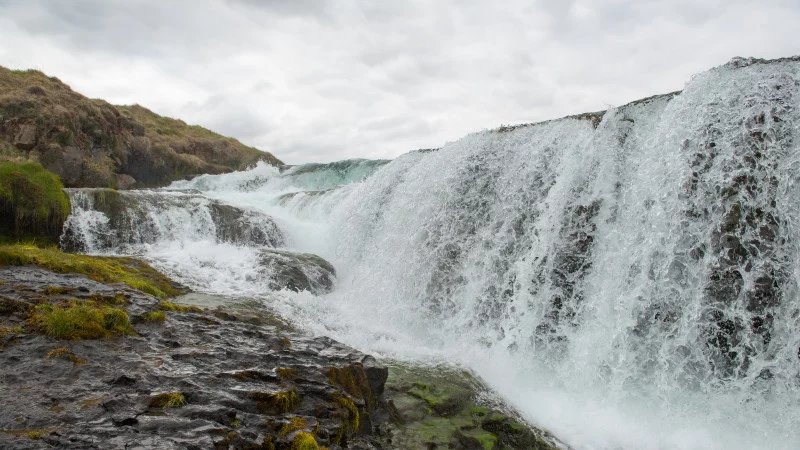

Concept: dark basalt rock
[[0, 266, 378, 449], [258, 249, 336, 295], [0, 267, 557, 449]]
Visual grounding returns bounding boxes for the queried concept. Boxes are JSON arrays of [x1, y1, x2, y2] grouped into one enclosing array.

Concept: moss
[[44, 285, 72, 296], [280, 417, 309, 437], [0, 426, 59, 439], [158, 300, 202, 313], [26, 431, 42, 440], [148, 392, 186, 408], [0, 161, 70, 244], [140, 310, 166, 322], [0, 325, 24, 335], [327, 365, 372, 406], [291, 432, 319, 450], [405, 416, 460, 446], [0, 244, 185, 299], [408, 381, 470, 416], [459, 429, 498, 450], [29, 299, 132, 340], [334, 394, 360, 435], [251, 389, 301, 414], [46, 346, 69, 358], [277, 367, 298, 381]]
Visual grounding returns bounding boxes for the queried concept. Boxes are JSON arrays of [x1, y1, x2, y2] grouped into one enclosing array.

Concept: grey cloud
[[1, 0, 799, 164]]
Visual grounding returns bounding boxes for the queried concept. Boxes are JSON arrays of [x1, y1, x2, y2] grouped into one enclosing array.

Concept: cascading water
[[62, 57, 800, 449]]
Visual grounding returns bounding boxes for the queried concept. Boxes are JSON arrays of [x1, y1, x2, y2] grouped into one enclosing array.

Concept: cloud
[[0, 0, 798, 163]]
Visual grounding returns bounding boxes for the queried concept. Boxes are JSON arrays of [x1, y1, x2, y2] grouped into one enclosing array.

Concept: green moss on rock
[[0, 161, 70, 244], [251, 389, 301, 414], [382, 362, 560, 450], [0, 244, 186, 299], [148, 392, 187, 408], [290, 431, 318, 450]]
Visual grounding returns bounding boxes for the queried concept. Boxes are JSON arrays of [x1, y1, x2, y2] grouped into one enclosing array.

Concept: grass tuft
[[29, 299, 132, 340], [0, 244, 185, 299], [140, 310, 166, 322], [158, 300, 202, 313], [148, 392, 186, 408]]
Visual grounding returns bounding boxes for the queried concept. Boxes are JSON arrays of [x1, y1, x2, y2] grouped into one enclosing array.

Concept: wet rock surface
[[258, 250, 336, 295], [0, 266, 383, 449], [0, 266, 557, 449], [376, 364, 560, 450]]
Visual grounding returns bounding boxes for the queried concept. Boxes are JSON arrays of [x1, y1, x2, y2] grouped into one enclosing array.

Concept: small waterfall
[[62, 188, 284, 253], [58, 57, 800, 449], [291, 57, 800, 448]]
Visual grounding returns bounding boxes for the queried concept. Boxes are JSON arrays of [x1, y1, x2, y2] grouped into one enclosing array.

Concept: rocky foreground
[[0, 264, 561, 449]]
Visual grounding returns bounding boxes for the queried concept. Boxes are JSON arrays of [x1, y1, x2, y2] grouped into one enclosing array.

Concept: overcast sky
[[0, 0, 798, 164]]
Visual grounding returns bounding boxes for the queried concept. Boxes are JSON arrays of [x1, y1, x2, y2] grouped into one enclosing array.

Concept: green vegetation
[[26, 431, 42, 440], [158, 300, 202, 313], [0, 325, 23, 335], [0, 427, 60, 440], [280, 417, 310, 437], [0, 244, 186, 299], [43, 285, 72, 296], [148, 392, 187, 408], [251, 389, 301, 414], [277, 367, 299, 381], [0, 161, 70, 244], [383, 362, 558, 450], [140, 310, 166, 322], [334, 394, 360, 435], [327, 365, 371, 403], [29, 299, 132, 340], [291, 432, 319, 450], [46, 346, 69, 358]]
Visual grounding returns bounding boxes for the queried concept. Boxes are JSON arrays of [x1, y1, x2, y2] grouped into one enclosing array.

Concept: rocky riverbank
[[0, 259, 561, 449]]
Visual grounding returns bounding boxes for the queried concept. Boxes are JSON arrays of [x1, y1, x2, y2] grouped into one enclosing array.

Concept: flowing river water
[[62, 57, 800, 449]]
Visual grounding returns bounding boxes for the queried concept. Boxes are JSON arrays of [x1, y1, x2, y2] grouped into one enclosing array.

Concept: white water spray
[[64, 58, 800, 449]]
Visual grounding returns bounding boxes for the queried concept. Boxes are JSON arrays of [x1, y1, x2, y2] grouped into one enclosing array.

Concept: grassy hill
[[0, 67, 281, 188]]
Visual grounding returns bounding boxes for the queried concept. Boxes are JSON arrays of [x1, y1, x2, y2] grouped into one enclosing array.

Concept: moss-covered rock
[[379, 362, 560, 450], [0, 244, 186, 299], [0, 161, 70, 244]]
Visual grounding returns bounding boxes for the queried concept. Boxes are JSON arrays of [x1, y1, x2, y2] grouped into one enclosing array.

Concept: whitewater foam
[[63, 58, 800, 449]]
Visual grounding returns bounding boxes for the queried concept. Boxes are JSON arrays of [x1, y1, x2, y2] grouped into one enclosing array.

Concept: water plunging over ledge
[[63, 57, 800, 449]]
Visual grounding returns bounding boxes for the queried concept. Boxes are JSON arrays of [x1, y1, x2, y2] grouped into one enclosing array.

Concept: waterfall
[[62, 57, 800, 449]]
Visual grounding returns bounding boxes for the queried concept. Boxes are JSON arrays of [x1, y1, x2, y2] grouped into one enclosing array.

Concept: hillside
[[0, 67, 282, 188]]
